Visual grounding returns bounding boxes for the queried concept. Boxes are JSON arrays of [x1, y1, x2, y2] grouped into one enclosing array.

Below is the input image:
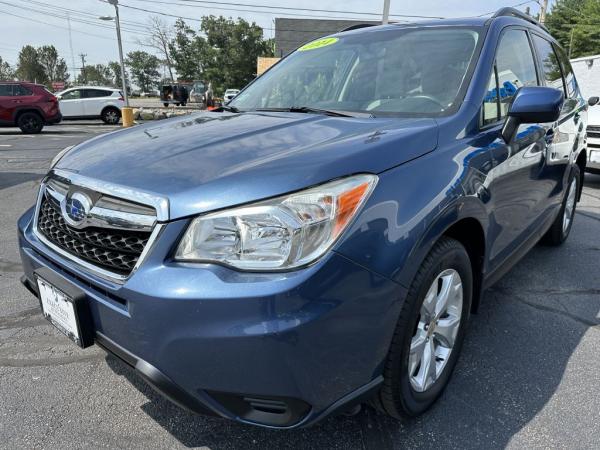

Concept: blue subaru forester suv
[[18, 8, 598, 428]]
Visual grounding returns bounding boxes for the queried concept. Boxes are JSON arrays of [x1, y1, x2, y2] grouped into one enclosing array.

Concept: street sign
[[52, 82, 65, 91]]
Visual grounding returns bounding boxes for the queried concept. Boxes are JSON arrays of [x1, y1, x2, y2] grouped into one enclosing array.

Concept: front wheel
[[17, 112, 44, 134], [373, 237, 472, 418], [542, 165, 580, 246]]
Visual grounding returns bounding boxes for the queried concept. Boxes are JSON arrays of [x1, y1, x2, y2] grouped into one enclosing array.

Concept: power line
[[22, 0, 150, 30], [6, 0, 153, 35], [139, 0, 445, 19], [0, 5, 147, 43], [118, 0, 396, 21]]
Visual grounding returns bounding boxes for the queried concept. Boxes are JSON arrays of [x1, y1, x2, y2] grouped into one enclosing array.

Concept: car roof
[[335, 11, 549, 39], [63, 86, 120, 91], [0, 80, 41, 86]]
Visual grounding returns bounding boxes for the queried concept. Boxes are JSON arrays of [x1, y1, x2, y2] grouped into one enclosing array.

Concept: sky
[[1, 0, 544, 78]]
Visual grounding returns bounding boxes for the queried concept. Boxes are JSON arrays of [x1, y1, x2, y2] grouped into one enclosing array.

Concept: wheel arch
[[398, 197, 488, 314], [14, 107, 43, 123]]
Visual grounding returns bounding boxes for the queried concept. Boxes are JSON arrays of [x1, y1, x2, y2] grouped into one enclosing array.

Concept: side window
[[0, 84, 12, 96], [84, 89, 111, 98], [482, 29, 538, 125], [531, 35, 565, 92], [61, 90, 81, 100], [14, 85, 32, 96], [553, 44, 579, 113], [483, 70, 500, 126]]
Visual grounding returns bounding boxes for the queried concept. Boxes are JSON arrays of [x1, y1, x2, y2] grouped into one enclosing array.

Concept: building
[[274, 18, 380, 56]]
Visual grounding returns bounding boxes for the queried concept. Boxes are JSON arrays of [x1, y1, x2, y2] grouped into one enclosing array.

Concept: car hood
[[57, 111, 438, 219]]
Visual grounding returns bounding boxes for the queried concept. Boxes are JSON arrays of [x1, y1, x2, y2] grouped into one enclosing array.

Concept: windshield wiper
[[255, 106, 373, 118], [215, 104, 241, 113]]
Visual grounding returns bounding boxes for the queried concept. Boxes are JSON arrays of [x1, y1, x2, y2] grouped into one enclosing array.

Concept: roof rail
[[339, 23, 377, 32], [490, 7, 549, 32]]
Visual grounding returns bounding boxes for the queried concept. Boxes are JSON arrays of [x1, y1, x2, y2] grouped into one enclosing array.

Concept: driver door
[[59, 89, 84, 117]]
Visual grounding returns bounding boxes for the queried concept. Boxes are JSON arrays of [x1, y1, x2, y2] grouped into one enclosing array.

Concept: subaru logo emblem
[[61, 192, 92, 228]]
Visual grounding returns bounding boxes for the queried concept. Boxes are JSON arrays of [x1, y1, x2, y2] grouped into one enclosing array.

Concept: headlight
[[175, 174, 378, 270], [50, 145, 74, 169]]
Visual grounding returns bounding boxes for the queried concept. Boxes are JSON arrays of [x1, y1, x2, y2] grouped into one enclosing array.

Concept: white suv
[[57, 87, 124, 124]]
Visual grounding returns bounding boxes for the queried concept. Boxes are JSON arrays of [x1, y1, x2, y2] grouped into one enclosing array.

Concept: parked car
[[570, 54, 600, 173], [18, 8, 597, 429], [0, 81, 61, 133], [189, 80, 214, 108], [223, 88, 240, 103], [160, 83, 189, 107], [56, 87, 124, 124]]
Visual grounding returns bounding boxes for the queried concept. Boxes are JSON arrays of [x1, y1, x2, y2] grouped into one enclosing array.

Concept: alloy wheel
[[409, 268, 463, 392], [562, 177, 577, 234], [105, 110, 119, 124]]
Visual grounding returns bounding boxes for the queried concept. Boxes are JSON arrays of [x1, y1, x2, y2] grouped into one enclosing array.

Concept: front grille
[[588, 126, 600, 139], [37, 197, 151, 275]]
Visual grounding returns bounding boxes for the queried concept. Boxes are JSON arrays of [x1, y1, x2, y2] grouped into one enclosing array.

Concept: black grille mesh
[[37, 198, 151, 275]]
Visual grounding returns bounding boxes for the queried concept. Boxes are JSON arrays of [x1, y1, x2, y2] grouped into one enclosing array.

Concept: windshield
[[193, 82, 206, 93], [231, 27, 481, 116]]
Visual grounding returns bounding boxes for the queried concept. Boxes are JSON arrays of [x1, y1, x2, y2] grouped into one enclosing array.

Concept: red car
[[0, 81, 62, 133]]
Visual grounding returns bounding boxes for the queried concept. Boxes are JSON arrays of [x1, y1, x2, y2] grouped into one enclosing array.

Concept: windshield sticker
[[298, 37, 339, 51]]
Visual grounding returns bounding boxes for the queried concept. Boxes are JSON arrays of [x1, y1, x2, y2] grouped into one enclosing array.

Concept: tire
[[163, 103, 169, 108], [101, 107, 121, 125], [176, 103, 181, 107], [373, 237, 472, 419], [17, 112, 44, 134], [542, 165, 580, 246]]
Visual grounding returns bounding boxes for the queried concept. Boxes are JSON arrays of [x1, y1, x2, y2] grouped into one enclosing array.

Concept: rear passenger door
[[530, 34, 583, 210], [481, 28, 554, 272], [81, 89, 112, 117]]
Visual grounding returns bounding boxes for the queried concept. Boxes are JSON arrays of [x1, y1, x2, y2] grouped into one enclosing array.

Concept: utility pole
[[539, 0, 548, 24], [107, 0, 129, 107], [382, 0, 391, 24], [568, 27, 576, 58], [66, 13, 76, 84], [79, 53, 87, 83]]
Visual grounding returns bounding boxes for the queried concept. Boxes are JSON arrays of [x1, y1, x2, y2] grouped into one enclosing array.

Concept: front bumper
[[18, 206, 405, 428], [587, 127, 600, 171]]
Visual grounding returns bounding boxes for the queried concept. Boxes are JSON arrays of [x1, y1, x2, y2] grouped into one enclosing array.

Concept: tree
[[108, 61, 128, 88], [16, 45, 46, 83], [168, 18, 204, 81], [77, 64, 111, 86], [142, 16, 175, 81], [0, 56, 15, 80], [546, 0, 600, 58], [37, 46, 69, 83], [168, 16, 274, 94], [126, 51, 160, 92]]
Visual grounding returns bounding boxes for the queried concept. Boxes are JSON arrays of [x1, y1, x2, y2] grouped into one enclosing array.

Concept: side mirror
[[502, 86, 564, 143], [56, 95, 62, 100], [589, 96, 599, 107]]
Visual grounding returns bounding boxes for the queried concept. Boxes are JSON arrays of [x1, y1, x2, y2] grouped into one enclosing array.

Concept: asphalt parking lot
[[1, 121, 599, 449]]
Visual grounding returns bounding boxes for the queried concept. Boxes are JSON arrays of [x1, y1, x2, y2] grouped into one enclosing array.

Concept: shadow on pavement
[[0, 172, 43, 190]]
